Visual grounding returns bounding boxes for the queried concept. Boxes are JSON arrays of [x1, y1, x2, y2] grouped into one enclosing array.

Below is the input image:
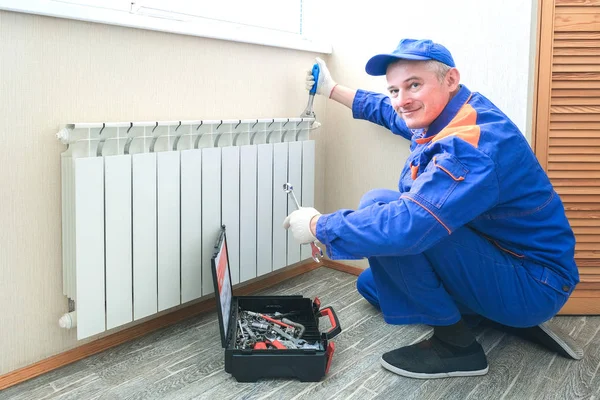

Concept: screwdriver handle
[[309, 63, 320, 95]]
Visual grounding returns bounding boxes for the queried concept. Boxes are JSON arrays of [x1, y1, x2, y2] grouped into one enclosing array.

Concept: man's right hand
[[305, 57, 337, 98]]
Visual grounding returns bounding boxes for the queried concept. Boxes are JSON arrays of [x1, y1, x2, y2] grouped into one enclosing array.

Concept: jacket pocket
[[433, 155, 468, 182], [412, 153, 469, 209]]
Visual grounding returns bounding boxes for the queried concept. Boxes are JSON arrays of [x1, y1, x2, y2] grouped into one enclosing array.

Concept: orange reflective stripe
[[492, 240, 525, 258], [481, 234, 526, 258], [401, 195, 451, 234], [431, 103, 481, 148], [418, 97, 481, 148], [432, 125, 481, 148], [433, 156, 465, 181], [415, 136, 434, 145], [411, 164, 419, 180]]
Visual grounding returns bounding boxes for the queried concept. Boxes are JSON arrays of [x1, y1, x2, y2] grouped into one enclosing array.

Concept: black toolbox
[[211, 226, 342, 382]]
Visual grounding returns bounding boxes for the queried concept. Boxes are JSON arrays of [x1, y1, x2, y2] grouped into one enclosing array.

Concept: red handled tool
[[246, 310, 294, 330], [253, 342, 267, 350], [253, 339, 287, 350]]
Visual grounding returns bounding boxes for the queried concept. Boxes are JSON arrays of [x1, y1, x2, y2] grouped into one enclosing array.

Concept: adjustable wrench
[[300, 63, 319, 120], [283, 183, 323, 262]]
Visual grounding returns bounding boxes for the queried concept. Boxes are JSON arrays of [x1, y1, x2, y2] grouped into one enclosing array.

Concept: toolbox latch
[[312, 297, 321, 315]]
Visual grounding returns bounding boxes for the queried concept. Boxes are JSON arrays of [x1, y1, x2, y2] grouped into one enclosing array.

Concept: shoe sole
[[538, 323, 584, 360], [380, 357, 489, 379]]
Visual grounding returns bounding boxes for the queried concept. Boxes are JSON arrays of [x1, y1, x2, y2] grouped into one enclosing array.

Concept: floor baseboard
[[0, 260, 321, 390], [323, 260, 364, 276]]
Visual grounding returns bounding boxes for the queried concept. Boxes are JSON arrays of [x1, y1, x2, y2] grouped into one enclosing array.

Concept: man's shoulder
[[466, 92, 521, 133], [467, 91, 500, 112]]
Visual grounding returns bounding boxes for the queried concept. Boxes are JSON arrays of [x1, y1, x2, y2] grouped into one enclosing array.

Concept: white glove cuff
[[328, 83, 338, 98]]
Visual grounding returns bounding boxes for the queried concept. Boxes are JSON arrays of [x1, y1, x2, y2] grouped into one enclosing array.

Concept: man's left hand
[[283, 207, 321, 244]]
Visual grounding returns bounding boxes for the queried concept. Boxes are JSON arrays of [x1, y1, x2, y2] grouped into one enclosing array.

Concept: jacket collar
[[424, 84, 471, 138]]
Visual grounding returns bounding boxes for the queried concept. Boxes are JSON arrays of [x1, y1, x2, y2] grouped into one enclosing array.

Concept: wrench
[[300, 63, 319, 120], [271, 326, 321, 350], [283, 183, 323, 262]]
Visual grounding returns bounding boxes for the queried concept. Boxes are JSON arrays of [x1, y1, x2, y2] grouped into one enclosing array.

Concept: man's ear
[[446, 68, 460, 91]]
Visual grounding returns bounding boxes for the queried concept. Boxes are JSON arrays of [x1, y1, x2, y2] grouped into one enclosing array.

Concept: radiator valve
[[59, 311, 77, 329], [56, 127, 70, 144]]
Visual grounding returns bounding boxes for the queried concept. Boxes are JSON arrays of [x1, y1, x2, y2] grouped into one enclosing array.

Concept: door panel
[[534, 0, 600, 314]]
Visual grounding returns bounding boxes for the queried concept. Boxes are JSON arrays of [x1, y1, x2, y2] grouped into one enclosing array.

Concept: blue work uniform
[[315, 85, 580, 328]]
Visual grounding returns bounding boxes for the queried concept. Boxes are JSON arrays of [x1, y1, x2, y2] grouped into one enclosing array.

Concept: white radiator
[[57, 118, 317, 340]]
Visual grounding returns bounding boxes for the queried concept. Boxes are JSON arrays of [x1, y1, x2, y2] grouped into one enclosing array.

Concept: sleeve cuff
[[352, 89, 369, 120], [315, 213, 333, 244], [315, 212, 362, 261]]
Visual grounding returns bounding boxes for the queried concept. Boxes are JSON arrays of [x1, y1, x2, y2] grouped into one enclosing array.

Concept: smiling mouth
[[400, 108, 420, 116]]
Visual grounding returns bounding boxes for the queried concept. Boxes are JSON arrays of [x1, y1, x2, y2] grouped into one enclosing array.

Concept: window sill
[[0, 0, 333, 54]]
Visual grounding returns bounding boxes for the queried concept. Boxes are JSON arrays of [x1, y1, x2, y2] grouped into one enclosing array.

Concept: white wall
[[319, 0, 538, 268]]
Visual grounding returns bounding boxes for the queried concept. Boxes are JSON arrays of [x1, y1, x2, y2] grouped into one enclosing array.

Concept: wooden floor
[[2, 267, 600, 400]]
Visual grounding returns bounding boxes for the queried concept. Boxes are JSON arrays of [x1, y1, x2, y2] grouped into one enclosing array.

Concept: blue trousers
[[355, 189, 571, 328]]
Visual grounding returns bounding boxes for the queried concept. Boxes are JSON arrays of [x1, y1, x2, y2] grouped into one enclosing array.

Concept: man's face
[[386, 60, 459, 129]]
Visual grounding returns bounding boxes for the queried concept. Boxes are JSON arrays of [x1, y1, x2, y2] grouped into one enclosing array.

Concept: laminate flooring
[[2, 267, 599, 400]]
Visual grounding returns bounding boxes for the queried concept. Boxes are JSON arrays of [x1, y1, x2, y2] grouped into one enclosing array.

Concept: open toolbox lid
[[211, 226, 234, 348]]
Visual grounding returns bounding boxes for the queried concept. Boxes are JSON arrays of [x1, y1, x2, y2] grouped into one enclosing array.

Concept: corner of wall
[[525, 0, 541, 145]]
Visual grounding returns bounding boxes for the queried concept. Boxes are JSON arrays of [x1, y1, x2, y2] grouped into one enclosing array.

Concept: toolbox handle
[[318, 306, 341, 339]]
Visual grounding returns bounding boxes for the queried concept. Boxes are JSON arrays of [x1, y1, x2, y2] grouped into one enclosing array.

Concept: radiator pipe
[[58, 311, 77, 329], [54, 118, 317, 146]]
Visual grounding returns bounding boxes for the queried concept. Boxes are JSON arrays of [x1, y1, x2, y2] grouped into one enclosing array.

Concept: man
[[283, 39, 582, 379]]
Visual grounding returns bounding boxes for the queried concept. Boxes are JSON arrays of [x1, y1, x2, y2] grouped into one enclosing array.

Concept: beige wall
[[0, 11, 328, 375]]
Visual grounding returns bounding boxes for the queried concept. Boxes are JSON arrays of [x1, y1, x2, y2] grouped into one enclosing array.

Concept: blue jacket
[[315, 85, 579, 285]]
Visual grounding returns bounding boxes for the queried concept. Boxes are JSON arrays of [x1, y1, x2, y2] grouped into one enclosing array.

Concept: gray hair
[[389, 59, 452, 82], [425, 60, 452, 82]]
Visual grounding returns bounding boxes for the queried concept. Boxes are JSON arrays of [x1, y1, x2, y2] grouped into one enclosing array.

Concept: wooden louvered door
[[534, 0, 600, 314]]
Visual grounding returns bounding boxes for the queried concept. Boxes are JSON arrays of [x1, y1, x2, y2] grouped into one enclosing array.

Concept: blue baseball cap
[[365, 38, 455, 76]]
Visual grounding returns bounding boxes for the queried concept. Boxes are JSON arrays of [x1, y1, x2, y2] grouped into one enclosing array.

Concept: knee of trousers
[[356, 268, 377, 301], [358, 189, 399, 210]]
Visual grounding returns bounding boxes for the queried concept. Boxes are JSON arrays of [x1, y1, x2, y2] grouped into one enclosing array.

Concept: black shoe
[[380, 336, 488, 379], [481, 319, 584, 360]]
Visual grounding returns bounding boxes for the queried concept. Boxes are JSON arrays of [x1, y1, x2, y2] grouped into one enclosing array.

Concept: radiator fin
[[60, 119, 316, 340]]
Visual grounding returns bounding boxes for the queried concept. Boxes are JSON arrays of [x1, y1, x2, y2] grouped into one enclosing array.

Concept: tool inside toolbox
[[234, 298, 324, 351], [213, 224, 340, 354], [212, 225, 341, 382]]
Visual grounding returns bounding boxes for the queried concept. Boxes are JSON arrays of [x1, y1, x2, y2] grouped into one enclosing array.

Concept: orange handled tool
[[253, 339, 287, 350], [246, 311, 294, 329]]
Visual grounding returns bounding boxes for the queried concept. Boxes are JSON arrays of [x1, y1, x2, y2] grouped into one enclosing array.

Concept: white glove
[[305, 57, 337, 98], [283, 207, 321, 244]]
